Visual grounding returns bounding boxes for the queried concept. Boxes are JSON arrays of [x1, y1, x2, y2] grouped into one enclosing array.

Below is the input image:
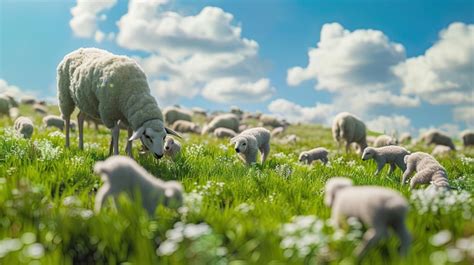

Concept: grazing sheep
[[94, 156, 183, 215], [238, 124, 248, 132], [230, 106, 243, 118], [332, 112, 367, 154], [324, 177, 411, 260], [191, 107, 207, 117], [164, 137, 181, 159], [361, 146, 410, 175], [0, 95, 10, 116], [402, 152, 450, 190], [202, 113, 239, 134], [14, 116, 34, 139], [431, 145, 454, 157], [461, 130, 474, 147], [374, 135, 398, 147], [20, 96, 36, 105], [163, 106, 192, 126], [399, 133, 412, 144], [230, 127, 271, 165], [420, 129, 455, 150], [9, 107, 20, 120], [282, 134, 298, 144], [57, 48, 180, 158], [298, 147, 329, 165], [366, 136, 376, 146], [2, 92, 18, 107], [43, 115, 74, 131], [271, 126, 286, 138], [214, 127, 237, 138], [171, 120, 201, 134], [259, 114, 285, 128], [33, 103, 48, 115]]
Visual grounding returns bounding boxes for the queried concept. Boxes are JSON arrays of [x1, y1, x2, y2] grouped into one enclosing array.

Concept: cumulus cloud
[[366, 115, 413, 135], [70, 0, 116, 39], [202, 78, 274, 103], [0, 79, 22, 97], [286, 22, 418, 116], [453, 106, 474, 126], [267, 98, 335, 124]]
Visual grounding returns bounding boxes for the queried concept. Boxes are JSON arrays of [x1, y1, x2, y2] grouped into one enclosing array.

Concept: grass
[[0, 104, 473, 265]]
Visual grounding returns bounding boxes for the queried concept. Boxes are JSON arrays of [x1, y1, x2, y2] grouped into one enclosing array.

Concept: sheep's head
[[404, 154, 411, 165], [94, 156, 137, 182], [129, 119, 182, 159], [361, 147, 375, 161], [230, 136, 248, 153], [298, 152, 309, 163], [324, 177, 353, 207], [163, 182, 183, 209], [164, 137, 175, 151]]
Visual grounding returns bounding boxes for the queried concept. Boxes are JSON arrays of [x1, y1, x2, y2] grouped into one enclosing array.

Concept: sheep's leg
[[401, 162, 415, 185], [260, 143, 270, 164], [409, 170, 432, 190], [345, 142, 351, 153], [321, 157, 328, 165], [354, 227, 386, 260], [111, 124, 120, 156], [246, 150, 258, 165], [392, 219, 411, 256], [375, 161, 385, 175], [396, 159, 407, 173], [65, 117, 70, 148], [126, 127, 133, 158], [388, 163, 396, 174], [77, 112, 85, 150], [94, 187, 111, 213]]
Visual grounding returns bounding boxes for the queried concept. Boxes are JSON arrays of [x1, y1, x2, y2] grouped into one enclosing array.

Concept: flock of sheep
[[1, 47, 473, 260]]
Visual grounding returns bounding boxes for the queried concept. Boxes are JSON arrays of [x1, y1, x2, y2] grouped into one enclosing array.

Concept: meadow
[[0, 104, 473, 265]]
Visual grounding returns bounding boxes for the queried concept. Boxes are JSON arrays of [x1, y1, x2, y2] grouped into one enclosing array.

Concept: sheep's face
[[164, 138, 174, 151], [298, 153, 309, 163], [232, 137, 248, 153], [361, 148, 375, 160], [129, 120, 182, 159]]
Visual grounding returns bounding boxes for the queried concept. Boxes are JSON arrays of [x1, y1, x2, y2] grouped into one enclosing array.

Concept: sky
[[0, 0, 473, 137]]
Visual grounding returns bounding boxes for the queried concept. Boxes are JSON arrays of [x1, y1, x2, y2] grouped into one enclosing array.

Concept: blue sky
[[0, 0, 473, 135]]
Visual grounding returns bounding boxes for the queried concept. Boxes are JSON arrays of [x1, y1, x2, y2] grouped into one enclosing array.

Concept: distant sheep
[[431, 145, 453, 157], [420, 129, 455, 150], [191, 107, 207, 117], [259, 114, 285, 128], [361, 146, 410, 175], [324, 177, 411, 260], [332, 112, 367, 154], [33, 103, 48, 115], [399, 133, 412, 144], [214, 127, 237, 138], [0, 95, 10, 117], [271, 126, 285, 138], [298, 147, 329, 165], [2, 92, 18, 107], [43, 115, 76, 131], [366, 136, 376, 146], [231, 127, 271, 165], [402, 152, 449, 190], [171, 120, 201, 134], [9, 107, 20, 120], [164, 137, 181, 159], [163, 106, 192, 125], [238, 124, 248, 132], [202, 113, 239, 134], [20, 96, 36, 105], [374, 135, 398, 147], [461, 130, 474, 147], [230, 106, 243, 118], [94, 156, 183, 215], [14, 116, 34, 139]]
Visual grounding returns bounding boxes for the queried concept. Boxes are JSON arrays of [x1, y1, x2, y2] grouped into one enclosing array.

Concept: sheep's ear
[[165, 127, 182, 139], [129, 126, 145, 141]]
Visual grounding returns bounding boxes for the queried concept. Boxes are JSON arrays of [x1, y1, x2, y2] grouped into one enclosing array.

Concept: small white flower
[[430, 230, 452, 246]]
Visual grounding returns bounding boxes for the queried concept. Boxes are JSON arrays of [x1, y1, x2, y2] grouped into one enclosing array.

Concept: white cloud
[[0, 79, 22, 97], [202, 78, 274, 103], [419, 123, 462, 139], [394, 23, 474, 105], [94, 30, 105, 43], [453, 106, 474, 126], [267, 98, 335, 124], [70, 0, 116, 38], [366, 115, 413, 135]]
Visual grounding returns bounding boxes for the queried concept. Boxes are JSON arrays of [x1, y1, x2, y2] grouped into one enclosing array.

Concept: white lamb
[[402, 152, 450, 190], [214, 127, 237, 138], [230, 127, 271, 165], [373, 135, 398, 147], [298, 147, 329, 165], [324, 177, 411, 260], [332, 112, 367, 154], [361, 146, 410, 175], [202, 113, 239, 135], [94, 156, 183, 215], [399, 133, 412, 145], [57, 48, 180, 158], [271, 126, 286, 138], [163, 106, 192, 126], [14, 116, 34, 139], [171, 120, 201, 134], [431, 145, 453, 157], [164, 137, 181, 159]]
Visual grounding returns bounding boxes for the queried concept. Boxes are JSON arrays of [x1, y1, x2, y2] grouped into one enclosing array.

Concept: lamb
[[373, 135, 398, 147], [191, 107, 207, 117], [0, 94, 10, 117], [361, 146, 410, 175], [230, 106, 244, 118], [402, 152, 450, 190], [94, 156, 183, 215], [163, 106, 192, 126], [399, 133, 412, 145], [171, 120, 201, 134], [271, 126, 286, 138], [57, 48, 180, 158], [431, 145, 453, 157], [9, 107, 20, 120], [20, 96, 36, 105], [214, 127, 237, 138], [43, 115, 76, 131], [259, 114, 285, 128], [33, 103, 48, 115], [2, 92, 18, 107], [230, 127, 271, 165], [461, 130, 474, 147], [164, 137, 181, 159], [324, 177, 411, 260], [332, 112, 367, 154], [202, 113, 239, 135], [14, 116, 34, 139], [298, 147, 329, 165], [420, 129, 455, 150]]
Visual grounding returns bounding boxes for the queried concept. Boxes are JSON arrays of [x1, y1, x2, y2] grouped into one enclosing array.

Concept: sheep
[[431, 145, 453, 157], [191, 107, 207, 117], [0, 95, 10, 117], [324, 177, 411, 260], [298, 147, 329, 165], [202, 113, 239, 135], [271, 126, 286, 138], [461, 130, 474, 147], [399, 133, 412, 145], [163, 106, 192, 126], [230, 127, 271, 165], [361, 146, 410, 175], [93, 156, 183, 215], [20, 96, 36, 105], [230, 106, 243, 119], [366, 136, 376, 146], [214, 127, 237, 138], [43, 115, 76, 131], [33, 103, 48, 115], [2, 92, 18, 107], [420, 129, 455, 150], [402, 152, 450, 190], [57, 48, 181, 158], [9, 107, 20, 120], [332, 112, 367, 154], [373, 135, 398, 147], [259, 114, 286, 128], [14, 116, 34, 139], [238, 124, 248, 132], [171, 120, 201, 134], [282, 134, 298, 144], [164, 137, 181, 159]]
